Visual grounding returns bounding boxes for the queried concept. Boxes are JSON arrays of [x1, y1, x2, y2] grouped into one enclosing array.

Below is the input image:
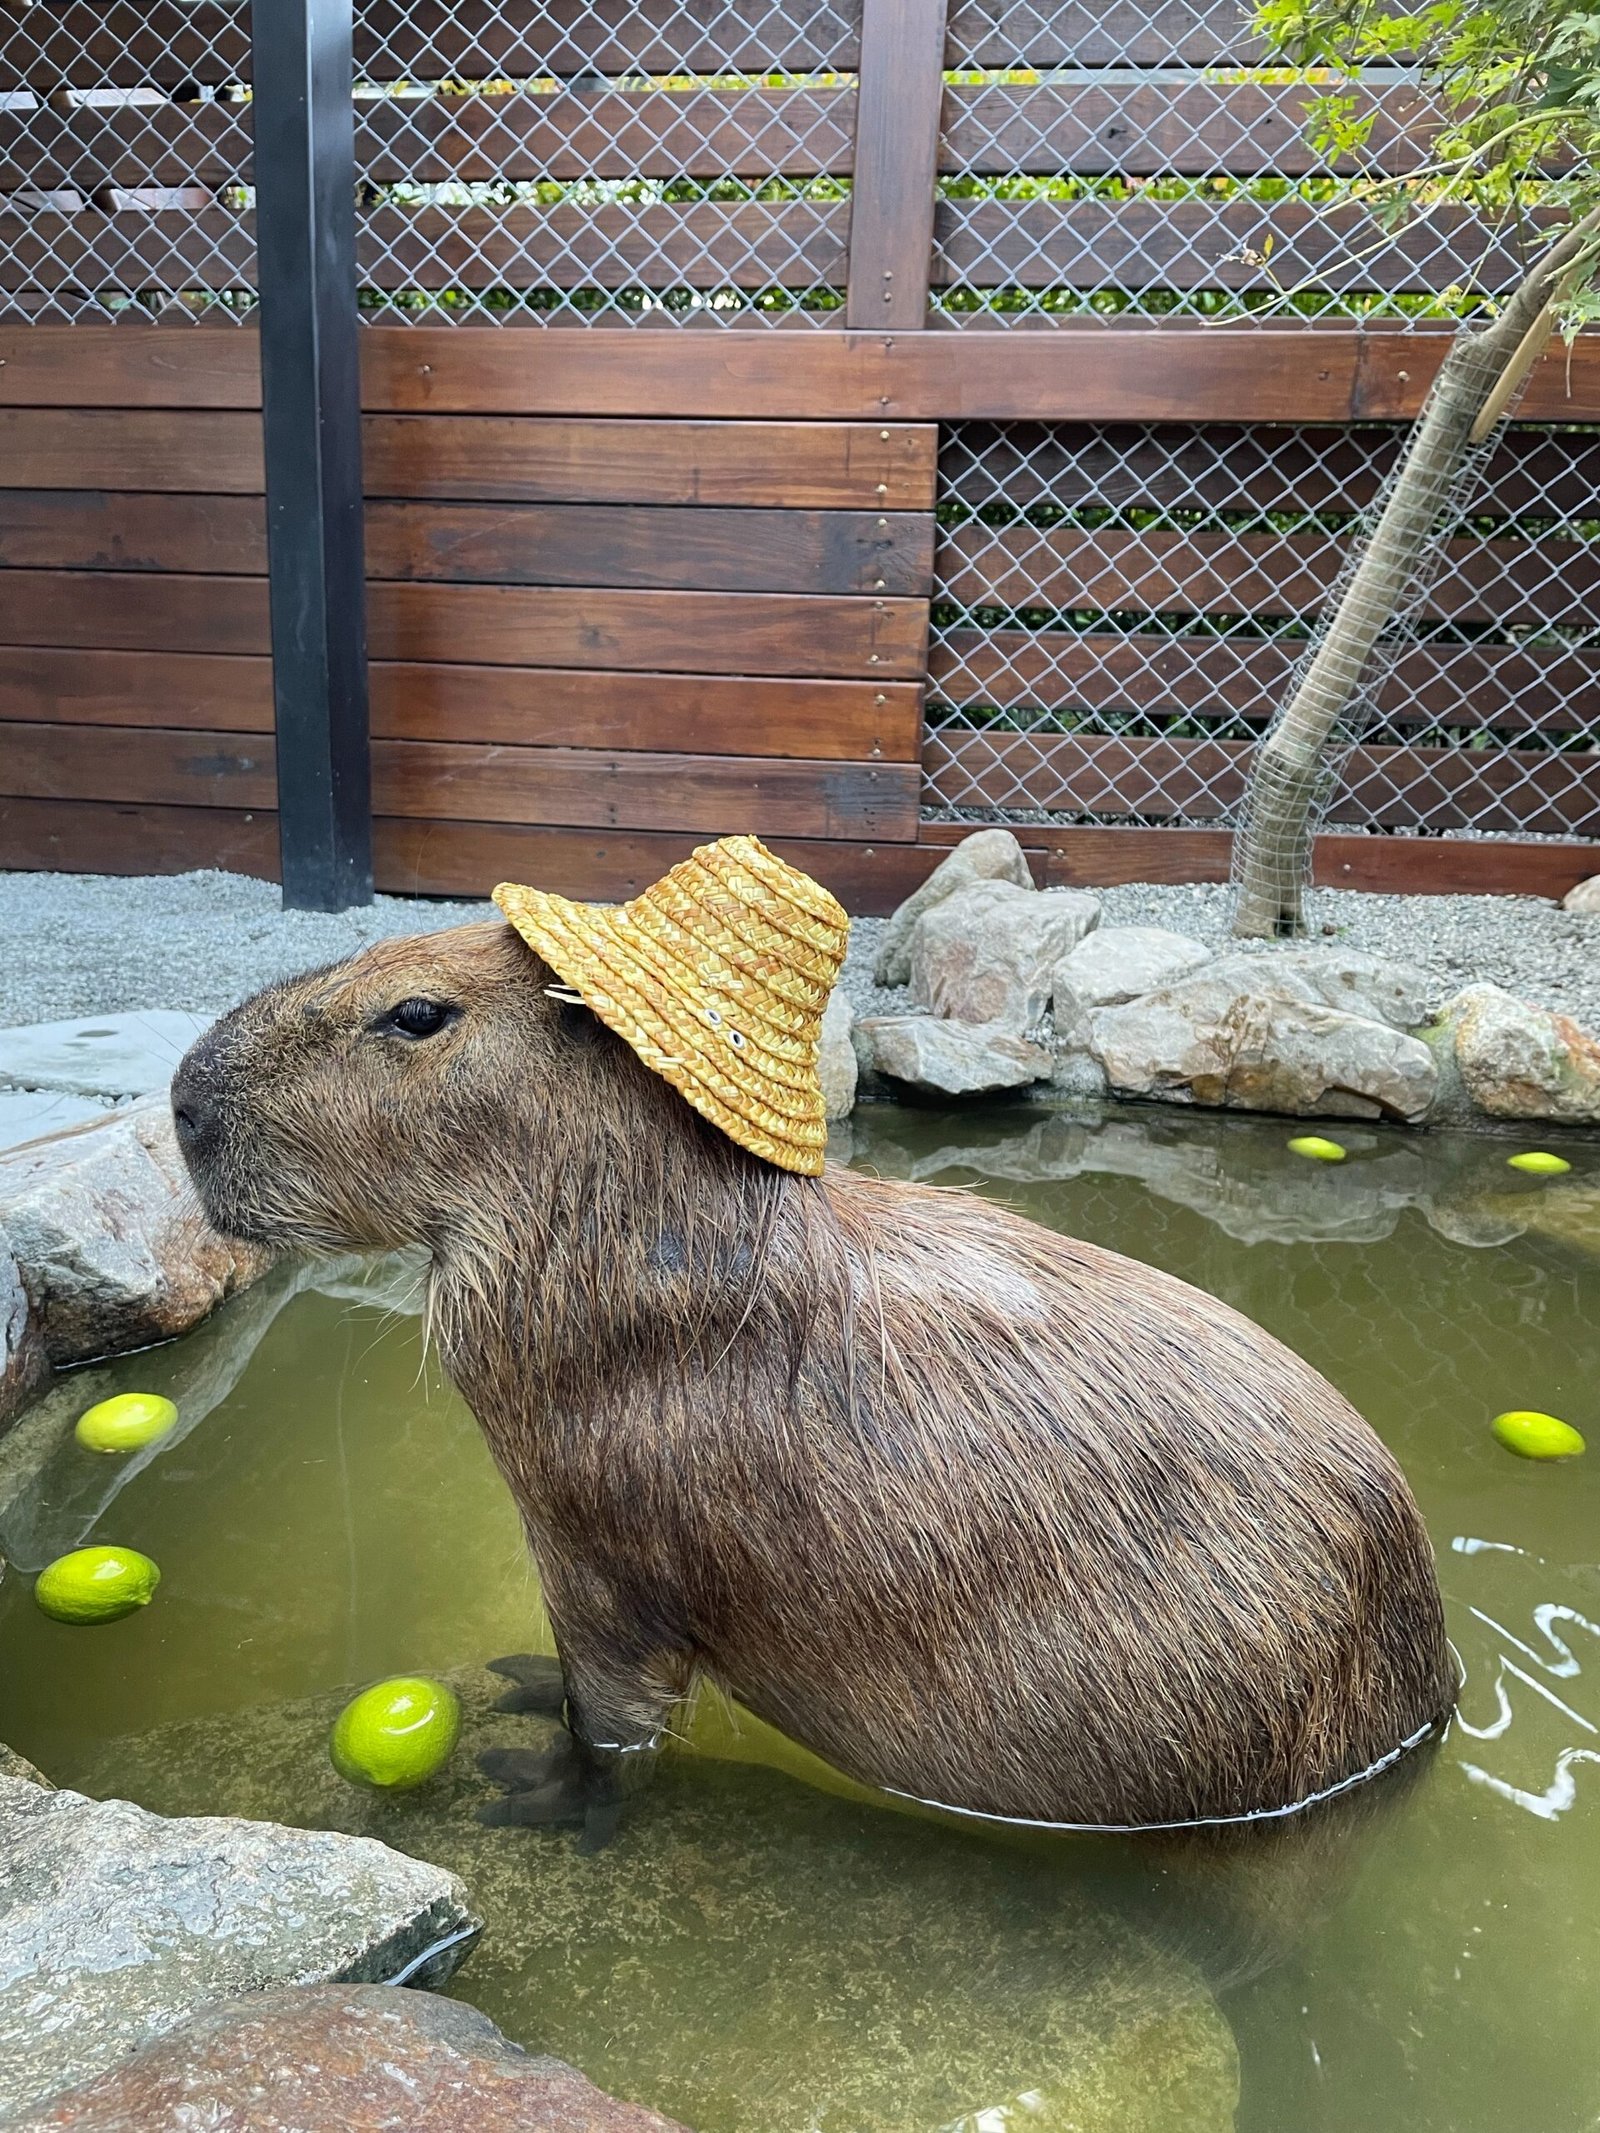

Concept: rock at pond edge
[[873, 829, 1035, 988], [0, 1777, 479, 2117], [4, 1986, 689, 2133]]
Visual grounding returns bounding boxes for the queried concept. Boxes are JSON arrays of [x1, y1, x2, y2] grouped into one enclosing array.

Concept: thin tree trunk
[[1231, 206, 1600, 938]]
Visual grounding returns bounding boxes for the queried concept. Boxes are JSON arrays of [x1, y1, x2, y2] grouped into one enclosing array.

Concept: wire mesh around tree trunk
[[350, 0, 860, 323], [925, 417, 1600, 841], [0, 0, 254, 321]]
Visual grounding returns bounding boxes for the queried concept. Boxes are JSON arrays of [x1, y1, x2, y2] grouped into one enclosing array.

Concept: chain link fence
[[350, 0, 859, 323], [0, 0, 254, 320], [935, 2, 1559, 326], [925, 416, 1600, 838]]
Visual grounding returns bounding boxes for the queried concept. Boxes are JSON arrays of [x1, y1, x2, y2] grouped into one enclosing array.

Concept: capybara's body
[[173, 920, 1455, 1828]]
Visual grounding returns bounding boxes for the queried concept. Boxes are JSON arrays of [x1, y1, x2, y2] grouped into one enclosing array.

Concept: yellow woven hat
[[493, 835, 849, 1177]]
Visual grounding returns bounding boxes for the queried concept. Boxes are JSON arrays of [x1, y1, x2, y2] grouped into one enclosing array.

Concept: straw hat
[[493, 835, 849, 1177]]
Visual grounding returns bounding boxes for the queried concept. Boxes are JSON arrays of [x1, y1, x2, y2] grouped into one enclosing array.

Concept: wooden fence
[[2, 0, 1598, 909]]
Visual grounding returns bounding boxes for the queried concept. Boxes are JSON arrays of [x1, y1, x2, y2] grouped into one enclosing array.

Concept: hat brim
[[493, 842, 846, 1176]]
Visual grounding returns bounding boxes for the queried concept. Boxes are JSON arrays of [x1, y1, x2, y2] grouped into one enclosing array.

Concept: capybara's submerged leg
[[477, 1576, 691, 1849]]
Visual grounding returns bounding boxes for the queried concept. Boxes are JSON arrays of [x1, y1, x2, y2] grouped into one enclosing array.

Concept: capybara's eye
[[380, 997, 456, 1040]]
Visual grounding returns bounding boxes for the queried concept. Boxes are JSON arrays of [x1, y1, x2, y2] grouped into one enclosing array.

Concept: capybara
[[172, 918, 1455, 1838]]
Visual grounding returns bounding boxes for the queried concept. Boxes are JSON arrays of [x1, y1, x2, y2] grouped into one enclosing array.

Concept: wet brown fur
[[173, 919, 1456, 1827]]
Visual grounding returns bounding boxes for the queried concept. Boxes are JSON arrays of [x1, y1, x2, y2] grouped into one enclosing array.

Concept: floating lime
[[74, 1392, 178, 1455], [1490, 1410, 1586, 1461], [35, 1545, 161, 1624], [330, 1677, 461, 1792], [1288, 1136, 1347, 1163], [1506, 1151, 1572, 1177]]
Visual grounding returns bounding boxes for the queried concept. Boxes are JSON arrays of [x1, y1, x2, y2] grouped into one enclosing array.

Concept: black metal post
[[251, 0, 372, 909]]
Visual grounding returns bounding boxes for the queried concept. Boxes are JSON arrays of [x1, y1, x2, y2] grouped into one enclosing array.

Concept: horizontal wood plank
[[932, 199, 1563, 295], [360, 416, 937, 508], [0, 409, 936, 509], [0, 491, 935, 595], [929, 631, 1600, 735], [946, 0, 1263, 66], [935, 523, 1598, 623], [0, 799, 950, 909], [0, 87, 855, 193], [941, 81, 1441, 179], [0, 723, 920, 839], [941, 422, 1600, 521], [0, 202, 849, 295], [925, 729, 1600, 836], [0, 646, 923, 759], [10, 795, 1591, 906], [4, 325, 1600, 425], [0, 571, 927, 675], [0, 0, 860, 90]]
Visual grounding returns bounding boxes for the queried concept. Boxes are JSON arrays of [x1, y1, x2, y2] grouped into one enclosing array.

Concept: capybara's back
[[172, 907, 1456, 1832], [677, 1165, 1455, 1827]]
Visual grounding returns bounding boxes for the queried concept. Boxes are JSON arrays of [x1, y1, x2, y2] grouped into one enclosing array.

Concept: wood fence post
[[251, 0, 373, 910], [846, 0, 950, 329]]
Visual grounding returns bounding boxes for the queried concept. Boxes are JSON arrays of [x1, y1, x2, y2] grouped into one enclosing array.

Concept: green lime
[[35, 1545, 162, 1624], [1288, 1136, 1347, 1163], [1491, 1410, 1586, 1461], [330, 1677, 461, 1792], [74, 1392, 179, 1455], [1507, 1151, 1572, 1176]]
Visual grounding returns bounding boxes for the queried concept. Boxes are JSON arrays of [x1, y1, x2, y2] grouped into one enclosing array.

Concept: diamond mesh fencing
[[350, 0, 859, 323], [935, 2, 1559, 325], [926, 416, 1600, 839], [0, 0, 255, 321]]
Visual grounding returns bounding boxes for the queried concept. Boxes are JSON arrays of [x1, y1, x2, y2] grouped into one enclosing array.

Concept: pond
[[1, 1103, 1597, 2133]]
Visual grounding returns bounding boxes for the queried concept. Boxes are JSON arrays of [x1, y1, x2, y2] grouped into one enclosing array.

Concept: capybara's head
[[171, 920, 699, 1254]]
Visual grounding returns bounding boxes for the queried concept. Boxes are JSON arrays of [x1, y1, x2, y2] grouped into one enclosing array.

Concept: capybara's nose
[[170, 1027, 226, 1163]]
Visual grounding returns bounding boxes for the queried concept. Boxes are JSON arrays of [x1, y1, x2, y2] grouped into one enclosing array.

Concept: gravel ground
[[1, 866, 1598, 1034]]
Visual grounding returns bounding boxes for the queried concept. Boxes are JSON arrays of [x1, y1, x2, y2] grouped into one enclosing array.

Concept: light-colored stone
[[0, 1098, 267, 1366], [0, 1777, 478, 2118], [856, 1015, 1049, 1096], [1049, 1048, 1109, 1099], [1204, 945, 1439, 1031], [0, 1238, 48, 1437], [1561, 874, 1600, 914], [909, 882, 1101, 1033], [872, 829, 1034, 987], [1091, 973, 1438, 1123], [7, 1987, 688, 2133], [0, 1012, 215, 1102], [1447, 982, 1600, 1122], [1052, 926, 1211, 1013], [0, 1090, 118, 1159], [818, 990, 857, 1121]]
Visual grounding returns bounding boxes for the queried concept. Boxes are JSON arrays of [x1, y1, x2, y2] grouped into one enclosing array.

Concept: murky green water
[[2, 1104, 1598, 2132]]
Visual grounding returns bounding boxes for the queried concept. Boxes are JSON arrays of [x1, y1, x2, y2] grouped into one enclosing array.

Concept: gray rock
[[818, 990, 857, 1122], [1561, 875, 1600, 914], [0, 1013, 215, 1103], [1053, 926, 1211, 1013], [7, 1985, 688, 2133], [1091, 974, 1438, 1123], [1049, 1048, 1109, 1099], [909, 883, 1101, 1033], [0, 1098, 267, 1366], [872, 829, 1034, 987], [0, 1778, 478, 2119], [0, 1747, 49, 1789], [1203, 945, 1439, 1031], [0, 1091, 118, 1159], [856, 1016, 1049, 1097], [0, 1240, 48, 1438], [76, 1670, 1240, 2133], [1445, 982, 1600, 1122]]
